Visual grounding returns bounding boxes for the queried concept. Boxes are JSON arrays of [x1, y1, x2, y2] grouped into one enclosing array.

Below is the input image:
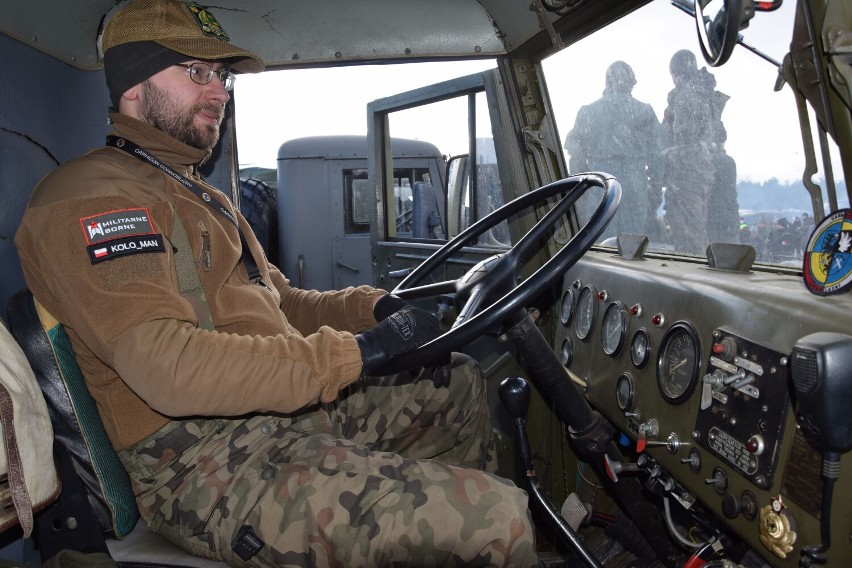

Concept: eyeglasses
[[177, 62, 235, 91]]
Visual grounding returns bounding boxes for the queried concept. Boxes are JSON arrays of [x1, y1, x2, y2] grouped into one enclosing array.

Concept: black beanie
[[104, 41, 189, 110]]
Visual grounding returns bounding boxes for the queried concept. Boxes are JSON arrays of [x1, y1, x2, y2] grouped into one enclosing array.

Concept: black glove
[[356, 306, 443, 376], [373, 294, 411, 321]]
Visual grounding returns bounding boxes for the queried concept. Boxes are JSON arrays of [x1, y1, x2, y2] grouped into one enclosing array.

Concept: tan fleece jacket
[[15, 114, 386, 450]]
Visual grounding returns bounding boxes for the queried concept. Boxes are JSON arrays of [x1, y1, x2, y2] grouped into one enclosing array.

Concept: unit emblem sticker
[[80, 208, 165, 264], [803, 209, 852, 296]]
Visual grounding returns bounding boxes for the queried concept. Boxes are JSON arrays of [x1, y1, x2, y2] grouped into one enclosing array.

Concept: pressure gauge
[[575, 286, 596, 341], [560, 288, 575, 326], [601, 301, 627, 356], [616, 373, 635, 412], [657, 322, 702, 404], [630, 329, 651, 369]]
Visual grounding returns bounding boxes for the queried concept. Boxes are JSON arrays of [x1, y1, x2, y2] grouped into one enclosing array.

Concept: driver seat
[[6, 288, 227, 568]]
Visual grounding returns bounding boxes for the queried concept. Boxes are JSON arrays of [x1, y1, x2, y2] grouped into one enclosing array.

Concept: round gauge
[[615, 373, 635, 412], [575, 286, 596, 341], [630, 329, 651, 369], [601, 301, 627, 356], [560, 288, 575, 326], [560, 337, 573, 367], [656, 322, 702, 405]]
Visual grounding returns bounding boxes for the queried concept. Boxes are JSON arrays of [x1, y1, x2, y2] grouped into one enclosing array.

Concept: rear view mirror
[[695, 0, 750, 66]]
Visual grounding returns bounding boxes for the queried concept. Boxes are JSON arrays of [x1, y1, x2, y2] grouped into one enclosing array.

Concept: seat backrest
[[411, 181, 444, 239], [6, 289, 139, 540]]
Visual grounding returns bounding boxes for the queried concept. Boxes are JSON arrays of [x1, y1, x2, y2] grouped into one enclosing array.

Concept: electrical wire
[[663, 496, 711, 550], [577, 460, 604, 489]]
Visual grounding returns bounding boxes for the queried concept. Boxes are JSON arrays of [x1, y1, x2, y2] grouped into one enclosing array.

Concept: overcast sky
[[235, 0, 832, 186]]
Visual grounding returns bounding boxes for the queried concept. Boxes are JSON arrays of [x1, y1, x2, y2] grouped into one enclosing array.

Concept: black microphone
[[790, 332, 852, 566], [790, 332, 852, 454]]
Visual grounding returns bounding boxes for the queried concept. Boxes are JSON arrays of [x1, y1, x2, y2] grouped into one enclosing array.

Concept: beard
[[140, 79, 224, 150]]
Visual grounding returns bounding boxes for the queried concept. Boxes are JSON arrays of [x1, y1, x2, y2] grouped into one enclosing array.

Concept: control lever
[[499, 377, 602, 568]]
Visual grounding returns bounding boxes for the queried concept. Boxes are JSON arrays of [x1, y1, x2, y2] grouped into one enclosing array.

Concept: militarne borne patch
[[80, 208, 156, 246], [189, 3, 230, 41], [87, 234, 165, 265]]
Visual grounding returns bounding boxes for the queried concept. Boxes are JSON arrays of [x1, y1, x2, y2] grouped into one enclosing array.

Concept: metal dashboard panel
[[554, 250, 852, 565]]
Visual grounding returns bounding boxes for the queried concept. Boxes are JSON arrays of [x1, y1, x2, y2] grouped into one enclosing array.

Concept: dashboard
[[554, 250, 852, 566]]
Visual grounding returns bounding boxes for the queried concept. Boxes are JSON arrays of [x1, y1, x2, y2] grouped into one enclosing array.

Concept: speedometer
[[656, 322, 702, 405], [575, 286, 596, 341]]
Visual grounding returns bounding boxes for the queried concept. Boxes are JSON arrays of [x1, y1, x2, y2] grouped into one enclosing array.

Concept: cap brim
[[156, 37, 264, 74]]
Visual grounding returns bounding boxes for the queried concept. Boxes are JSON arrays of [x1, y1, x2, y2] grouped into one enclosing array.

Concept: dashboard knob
[[722, 491, 758, 520]]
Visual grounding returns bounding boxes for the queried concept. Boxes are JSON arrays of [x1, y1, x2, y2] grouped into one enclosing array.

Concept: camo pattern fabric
[[118, 354, 538, 567]]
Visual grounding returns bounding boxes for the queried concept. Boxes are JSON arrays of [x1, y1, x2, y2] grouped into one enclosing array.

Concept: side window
[[392, 167, 443, 239], [447, 147, 510, 246], [376, 80, 509, 247], [344, 168, 370, 234]]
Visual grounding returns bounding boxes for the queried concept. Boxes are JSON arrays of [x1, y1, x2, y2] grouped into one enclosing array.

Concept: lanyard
[[106, 135, 262, 282]]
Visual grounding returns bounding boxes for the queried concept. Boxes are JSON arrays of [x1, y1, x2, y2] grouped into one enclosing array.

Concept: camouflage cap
[[103, 0, 264, 74]]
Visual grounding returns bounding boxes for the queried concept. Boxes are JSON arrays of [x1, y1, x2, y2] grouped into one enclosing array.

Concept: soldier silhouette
[[661, 50, 735, 254], [564, 61, 664, 241]]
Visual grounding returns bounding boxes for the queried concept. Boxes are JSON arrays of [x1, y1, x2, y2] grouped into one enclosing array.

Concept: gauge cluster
[[552, 256, 852, 567], [556, 277, 790, 488]]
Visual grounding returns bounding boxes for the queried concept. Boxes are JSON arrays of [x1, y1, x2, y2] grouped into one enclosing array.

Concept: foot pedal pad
[[560, 492, 591, 532]]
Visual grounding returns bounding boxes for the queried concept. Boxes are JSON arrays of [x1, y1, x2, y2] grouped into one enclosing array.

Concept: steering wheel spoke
[[375, 173, 621, 375]]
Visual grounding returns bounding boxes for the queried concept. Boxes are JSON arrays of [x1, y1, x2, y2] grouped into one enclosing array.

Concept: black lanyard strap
[[106, 135, 262, 282]]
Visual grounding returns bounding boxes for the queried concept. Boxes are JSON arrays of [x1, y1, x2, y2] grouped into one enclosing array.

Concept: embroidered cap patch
[[189, 3, 230, 40]]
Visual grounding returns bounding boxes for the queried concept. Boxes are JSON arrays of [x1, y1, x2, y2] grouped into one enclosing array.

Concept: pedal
[[560, 492, 591, 532]]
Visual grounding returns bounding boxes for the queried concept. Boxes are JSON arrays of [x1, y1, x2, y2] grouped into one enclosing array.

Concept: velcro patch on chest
[[80, 208, 156, 245], [87, 235, 165, 264]]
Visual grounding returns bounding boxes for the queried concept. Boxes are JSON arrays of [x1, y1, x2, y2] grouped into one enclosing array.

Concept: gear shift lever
[[499, 377, 602, 568]]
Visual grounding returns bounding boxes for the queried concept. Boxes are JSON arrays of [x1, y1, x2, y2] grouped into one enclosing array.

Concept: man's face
[[139, 61, 230, 151]]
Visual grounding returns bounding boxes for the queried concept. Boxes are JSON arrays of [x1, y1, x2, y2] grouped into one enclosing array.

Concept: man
[[564, 60, 664, 242], [14, 1, 537, 565], [661, 50, 728, 254]]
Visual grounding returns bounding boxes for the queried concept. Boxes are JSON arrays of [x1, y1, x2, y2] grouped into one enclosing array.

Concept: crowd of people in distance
[[737, 212, 815, 263]]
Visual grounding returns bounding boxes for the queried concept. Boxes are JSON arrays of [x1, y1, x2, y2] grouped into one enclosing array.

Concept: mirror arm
[[736, 35, 782, 67], [786, 55, 827, 222]]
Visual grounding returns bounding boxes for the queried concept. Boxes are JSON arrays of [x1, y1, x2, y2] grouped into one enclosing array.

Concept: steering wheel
[[375, 172, 621, 375]]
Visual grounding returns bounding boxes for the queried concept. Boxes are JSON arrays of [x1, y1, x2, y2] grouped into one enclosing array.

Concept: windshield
[[542, 0, 847, 267]]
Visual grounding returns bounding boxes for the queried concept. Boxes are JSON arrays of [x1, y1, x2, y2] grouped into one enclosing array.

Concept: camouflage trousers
[[118, 353, 538, 567]]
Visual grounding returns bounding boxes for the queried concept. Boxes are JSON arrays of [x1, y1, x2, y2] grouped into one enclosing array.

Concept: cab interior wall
[[0, 34, 106, 323]]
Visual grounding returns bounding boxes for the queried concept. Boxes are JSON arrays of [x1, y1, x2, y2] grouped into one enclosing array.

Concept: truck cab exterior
[[272, 135, 446, 291]]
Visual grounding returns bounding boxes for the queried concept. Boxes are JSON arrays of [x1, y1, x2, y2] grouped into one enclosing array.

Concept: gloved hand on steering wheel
[[359, 295, 451, 386]]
